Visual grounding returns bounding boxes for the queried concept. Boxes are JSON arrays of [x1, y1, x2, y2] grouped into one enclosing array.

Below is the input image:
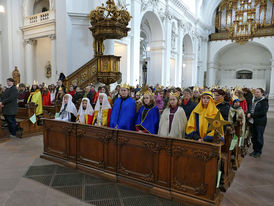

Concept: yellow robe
[[27, 90, 43, 115], [186, 94, 225, 143]]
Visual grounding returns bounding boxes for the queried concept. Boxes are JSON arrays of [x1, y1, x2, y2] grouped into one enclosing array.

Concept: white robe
[[158, 106, 187, 138]]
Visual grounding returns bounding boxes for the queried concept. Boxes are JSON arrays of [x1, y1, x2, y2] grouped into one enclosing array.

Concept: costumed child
[[135, 91, 159, 134], [27, 81, 43, 116], [158, 92, 187, 138], [55, 94, 77, 122], [228, 95, 246, 140], [186, 91, 225, 143], [76, 98, 94, 125], [109, 83, 136, 131], [92, 93, 112, 126]]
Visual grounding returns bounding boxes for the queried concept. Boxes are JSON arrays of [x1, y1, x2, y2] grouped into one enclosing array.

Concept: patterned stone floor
[[0, 115, 273, 205]]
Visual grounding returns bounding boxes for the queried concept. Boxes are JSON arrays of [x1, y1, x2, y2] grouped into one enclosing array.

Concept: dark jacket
[[244, 92, 253, 111], [1, 85, 18, 115], [181, 99, 196, 120], [73, 91, 84, 104], [216, 101, 230, 121], [249, 97, 269, 126]]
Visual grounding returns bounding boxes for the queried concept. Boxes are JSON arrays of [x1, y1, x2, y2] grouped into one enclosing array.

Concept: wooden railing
[[64, 58, 99, 90], [24, 10, 55, 26], [41, 119, 222, 206]]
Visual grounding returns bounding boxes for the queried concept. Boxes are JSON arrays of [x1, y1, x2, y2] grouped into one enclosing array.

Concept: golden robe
[[27, 90, 43, 115]]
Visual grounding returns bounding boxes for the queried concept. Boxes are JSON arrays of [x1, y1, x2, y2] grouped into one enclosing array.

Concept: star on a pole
[[205, 111, 231, 134]]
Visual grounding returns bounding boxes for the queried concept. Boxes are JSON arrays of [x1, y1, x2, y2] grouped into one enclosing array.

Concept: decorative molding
[[193, 150, 219, 162], [49, 34, 56, 40]]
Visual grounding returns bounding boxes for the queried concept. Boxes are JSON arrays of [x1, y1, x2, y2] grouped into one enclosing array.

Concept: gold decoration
[[120, 83, 130, 89], [12, 66, 20, 85], [170, 92, 180, 98], [89, 0, 131, 40], [212, 0, 274, 44], [45, 61, 52, 78], [205, 111, 231, 134]]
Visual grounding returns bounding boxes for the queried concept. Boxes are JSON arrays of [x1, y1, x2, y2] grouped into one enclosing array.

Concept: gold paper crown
[[170, 92, 180, 98], [33, 80, 38, 85], [193, 86, 199, 91], [144, 90, 153, 96], [120, 83, 130, 89], [232, 94, 240, 102]]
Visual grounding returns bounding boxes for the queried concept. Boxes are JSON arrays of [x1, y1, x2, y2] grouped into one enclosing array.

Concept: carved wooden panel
[[117, 131, 155, 183], [43, 120, 75, 160], [171, 140, 220, 200], [42, 120, 222, 205]]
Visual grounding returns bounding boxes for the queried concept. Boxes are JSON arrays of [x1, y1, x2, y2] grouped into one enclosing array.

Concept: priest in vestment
[[27, 82, 43, 116], [76, 98, 94, 125], [109, 84, 136, 130]]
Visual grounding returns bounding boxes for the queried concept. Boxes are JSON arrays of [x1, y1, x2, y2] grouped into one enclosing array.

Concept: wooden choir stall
[[41, 119, 225, 206]]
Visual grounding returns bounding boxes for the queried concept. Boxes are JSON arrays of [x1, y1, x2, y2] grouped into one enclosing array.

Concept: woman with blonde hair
[[158, 92, 187, 138], [135, 91, 159, 134]]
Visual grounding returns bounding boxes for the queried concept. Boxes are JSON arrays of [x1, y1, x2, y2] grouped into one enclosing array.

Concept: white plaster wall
[[114, 42, 128, 84], [34, 37, 52, 84], [208, 38, 273, 92]]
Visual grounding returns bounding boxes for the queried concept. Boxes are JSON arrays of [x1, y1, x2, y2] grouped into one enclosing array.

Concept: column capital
[[24, 39, 36, 46], [49, 34, 56, 40]]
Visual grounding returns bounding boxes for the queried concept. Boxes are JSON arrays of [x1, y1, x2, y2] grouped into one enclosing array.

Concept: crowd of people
[[0, 77, 269, 158]]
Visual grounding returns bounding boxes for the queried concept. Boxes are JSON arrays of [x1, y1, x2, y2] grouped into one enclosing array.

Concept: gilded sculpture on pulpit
[[12, 66, 20, 85], [45, 61, 52, 78]]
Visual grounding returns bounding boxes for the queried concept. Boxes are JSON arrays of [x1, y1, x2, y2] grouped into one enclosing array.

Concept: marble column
[[268, 60, 274, 99], [49, 34, 57, 82], [207, 61, 217, 87], [24, 39, 36, 85]]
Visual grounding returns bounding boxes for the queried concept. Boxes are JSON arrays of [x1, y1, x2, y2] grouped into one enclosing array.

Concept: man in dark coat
[[181, 88, 196, 120], [0, 78, 18, 137]]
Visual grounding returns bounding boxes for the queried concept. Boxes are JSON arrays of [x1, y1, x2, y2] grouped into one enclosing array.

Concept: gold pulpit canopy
[[89, 0, 131, 40]]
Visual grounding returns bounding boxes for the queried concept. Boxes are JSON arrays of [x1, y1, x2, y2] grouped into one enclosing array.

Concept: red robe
[[42, 91, 51, 106]]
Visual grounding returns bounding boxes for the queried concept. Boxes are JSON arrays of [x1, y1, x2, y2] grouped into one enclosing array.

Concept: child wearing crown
[[186, 91, 225, 143], [135, 91, 159, 134], [158, 92, 187, 138], [27, 81, 43, 116], [109, 83, 136, 130]]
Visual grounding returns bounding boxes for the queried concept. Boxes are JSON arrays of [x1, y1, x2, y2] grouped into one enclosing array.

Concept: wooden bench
[[41, 119, 223, 206], [16, 103, 42, 138], [42, 101, 62, 119], [0, 112, 10, 140], [220, 126, 235, 192]]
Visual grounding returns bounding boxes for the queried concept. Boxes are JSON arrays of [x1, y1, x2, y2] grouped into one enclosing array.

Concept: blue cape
[[135, 105, 159, 134], [109, 97, 136, 130]]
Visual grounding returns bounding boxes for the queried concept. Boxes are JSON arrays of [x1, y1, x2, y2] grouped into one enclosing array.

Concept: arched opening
[[236, 70, 253, 79], [33, 0, 49, 14], [215, 42, 272, 92], [140, 11, 164, 85], [182, 34, 194, 87]]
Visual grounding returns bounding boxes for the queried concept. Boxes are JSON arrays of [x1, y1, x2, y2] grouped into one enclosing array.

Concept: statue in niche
[[45, 61, 52, 78], [12, 66, 20, 85]]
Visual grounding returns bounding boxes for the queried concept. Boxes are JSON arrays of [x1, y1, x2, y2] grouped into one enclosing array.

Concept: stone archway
[[140, 11, 164, 86], [214, 42, 272, 92], [182, 34, 194, 87]]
